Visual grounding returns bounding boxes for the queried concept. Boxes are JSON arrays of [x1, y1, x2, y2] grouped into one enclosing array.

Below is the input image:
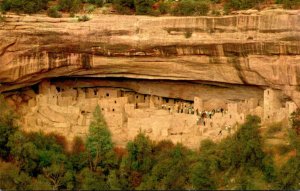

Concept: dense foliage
[[224, 0, 264, 11], [1, 0, 49, 13], [171, 0, 210, 16], [47, 6, 62, 18], [1, 0, 299, 16], [275, 0, 300, 8], [0, 94, 300, 190], [57, 0, 81, 12]]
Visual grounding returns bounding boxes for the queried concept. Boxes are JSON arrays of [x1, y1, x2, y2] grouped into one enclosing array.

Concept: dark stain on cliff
[[295, 67, 300, 86], [230, 56, 248, 84], [81, 54, 92, 69], [48, 52, 70, 69]]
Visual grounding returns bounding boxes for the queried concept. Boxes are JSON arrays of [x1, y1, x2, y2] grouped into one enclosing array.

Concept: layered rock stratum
[[0, 10, 299, 103]]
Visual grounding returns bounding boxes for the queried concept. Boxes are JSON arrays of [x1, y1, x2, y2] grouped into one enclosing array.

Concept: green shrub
[[191, 161, 216, 190], [0, 95, 18, 159], [211, 9, 221, 16], [0, 123, 17, 159], [158, 1, 170, 14], [149, 9, 161, 16], [225, 0, 264, 10], [77, 168, 109, 190], [171, 0, 210, 16], [86, 0, 105, 7], [47, 6, 62, 18], [124, 133, 154, 174], [194, 0, 210, 15], [134, 0, 155, 15], [277, 156, 300, 189], [85, 4, 96, 13], [58, 0, 81, 12], [262, 155, 277, 182], [114, 4, 132, 14], [0, 162, 33, 190], [276, 0, 300, 9], [77, 15, 90, 21], [69, 12, 75, 17], [171, 0, 195, 16], [113, 0, 134, 14], [1, 0, 49, 14], [139, 144, 194, 190]]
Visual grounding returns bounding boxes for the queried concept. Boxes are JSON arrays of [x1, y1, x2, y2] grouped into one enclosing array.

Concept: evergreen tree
[[122, 133, 154, 188], [0, 162, 32, 190], [7, 131, 39, 174], [77, 168, 109, 190], [86, 105, 115, 172], [0, 94, 18, 159], [42, 163, 75, 190]]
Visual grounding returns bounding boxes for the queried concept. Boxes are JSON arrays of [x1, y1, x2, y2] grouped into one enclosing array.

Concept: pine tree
[[86, 105, 114, 172]]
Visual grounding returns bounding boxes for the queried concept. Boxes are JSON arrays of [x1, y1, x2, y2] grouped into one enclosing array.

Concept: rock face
[[0, 11, 300, 147], [0, 11, 300, 103]]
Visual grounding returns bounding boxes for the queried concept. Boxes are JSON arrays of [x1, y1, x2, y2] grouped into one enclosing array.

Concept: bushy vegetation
[[113, 0, 135, 14], [57, 0, 82, 12], [0, 94, 300, 190], [47, 6, 62, 18], [1, 0, 49, 13], [276, 0, 300, 9], [224, 0, 264, 11], [171, 0, 210, 16], [134, 0, 155, 15], [112, 0, 210, 15], [77, 14, 90, 21], [0, 0, 299, 16], [85, 0, 107, 7]]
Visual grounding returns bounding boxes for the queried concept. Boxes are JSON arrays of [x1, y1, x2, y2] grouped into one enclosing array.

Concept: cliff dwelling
[[1, 0, 300, 189], [2, 78, 297, 148], [0, 11, 299, 149]]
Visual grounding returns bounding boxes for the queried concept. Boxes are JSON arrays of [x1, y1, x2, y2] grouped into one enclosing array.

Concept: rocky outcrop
[[0, 10, 300, 104]]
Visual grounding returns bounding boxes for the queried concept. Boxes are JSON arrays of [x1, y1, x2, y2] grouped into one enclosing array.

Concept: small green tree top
[[125, 133, 153, 173], [7, 131, 39, 174], [86, 105, 114, 171], [86, 105, 113, 156]]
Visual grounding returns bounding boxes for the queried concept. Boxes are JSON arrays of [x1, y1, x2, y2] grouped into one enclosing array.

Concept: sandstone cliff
[[0, 10, 300, 104]]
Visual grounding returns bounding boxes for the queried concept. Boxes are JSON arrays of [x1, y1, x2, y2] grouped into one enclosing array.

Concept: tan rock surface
[[0, 11, 299, 103]]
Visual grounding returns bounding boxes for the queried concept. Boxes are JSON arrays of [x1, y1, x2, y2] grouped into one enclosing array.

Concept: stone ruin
[[6, 80, 298, 149]]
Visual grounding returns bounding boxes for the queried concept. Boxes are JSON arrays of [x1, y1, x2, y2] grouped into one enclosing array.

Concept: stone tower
[[263, 88, 281, 121]]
